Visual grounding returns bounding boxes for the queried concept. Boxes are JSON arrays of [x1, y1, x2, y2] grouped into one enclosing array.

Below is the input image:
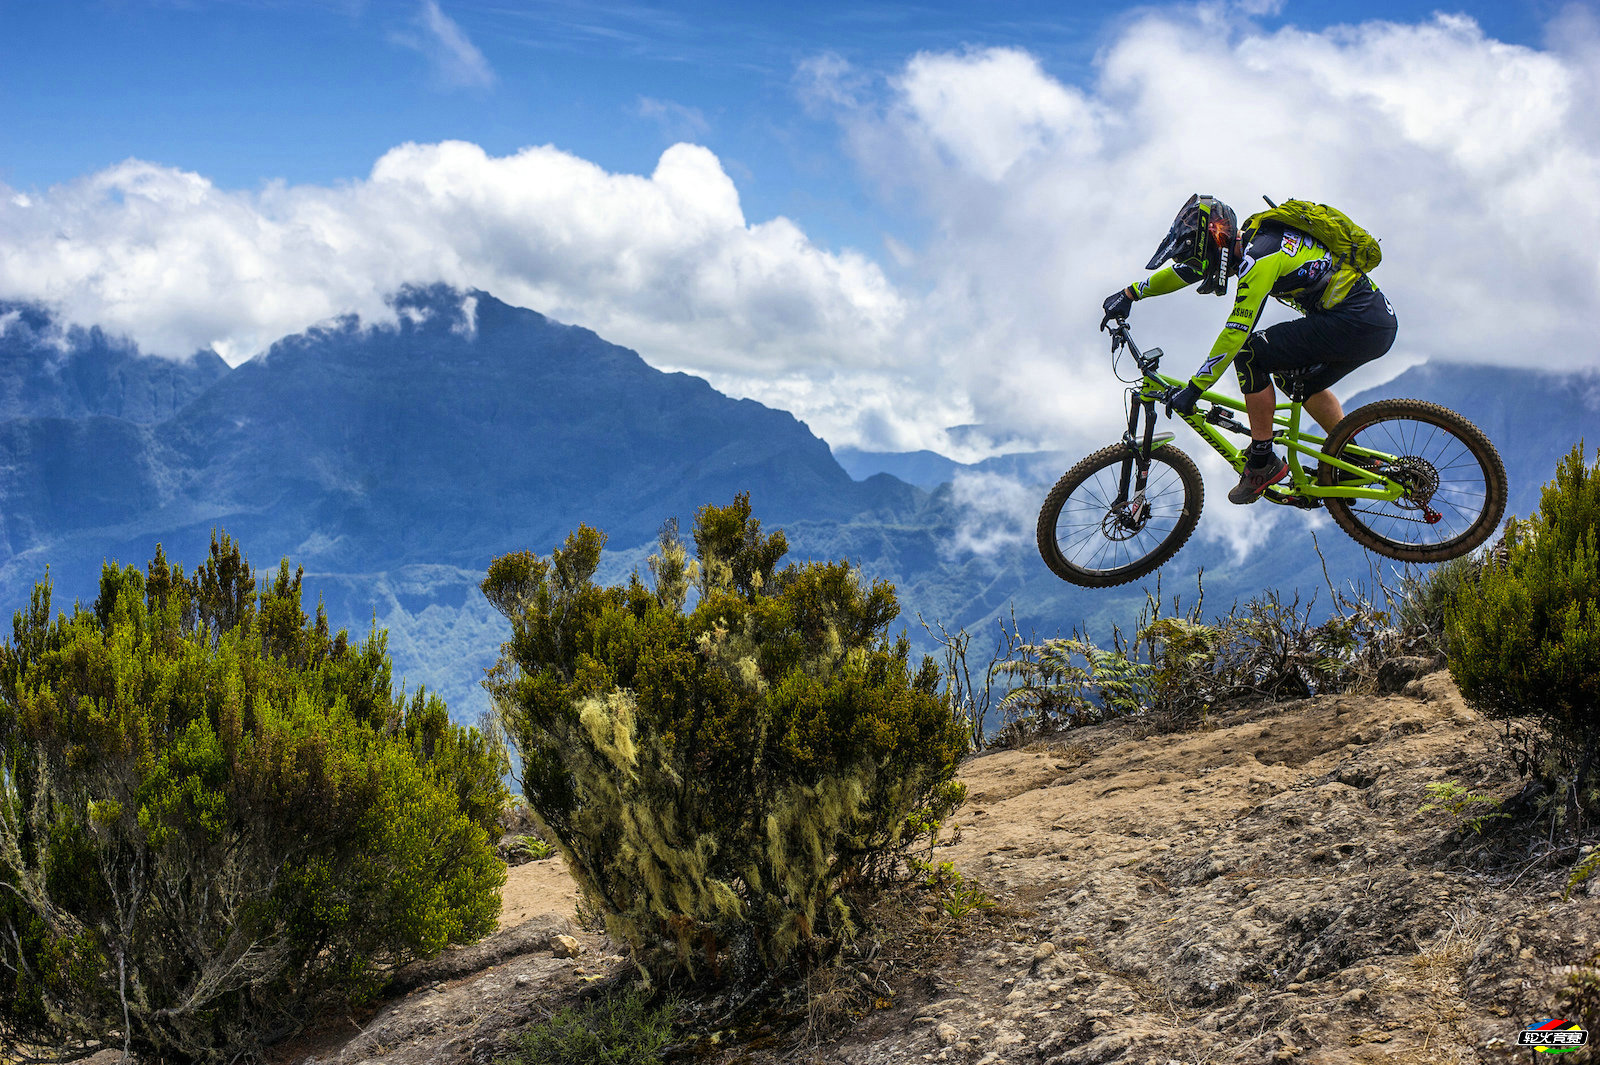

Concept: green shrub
[[482, 496, 967, 985], [502, 986, 673, 1065], [995, 637, 1151, 736], [1447, 444, 1600, 818], [0, 533, 508, 1062]]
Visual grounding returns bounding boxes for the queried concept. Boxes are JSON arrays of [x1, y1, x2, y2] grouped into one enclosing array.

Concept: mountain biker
[[1099, 194, 1397, 504]]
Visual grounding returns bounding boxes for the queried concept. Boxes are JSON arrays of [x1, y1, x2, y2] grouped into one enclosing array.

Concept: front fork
[[1115, 391, 1160, 523]]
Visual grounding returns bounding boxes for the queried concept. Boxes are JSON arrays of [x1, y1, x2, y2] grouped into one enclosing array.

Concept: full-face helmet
[[1146, 194, 1239, 295]]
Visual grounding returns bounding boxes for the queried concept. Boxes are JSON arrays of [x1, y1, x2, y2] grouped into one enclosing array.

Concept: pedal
[[1262, 485, 1322, 510]]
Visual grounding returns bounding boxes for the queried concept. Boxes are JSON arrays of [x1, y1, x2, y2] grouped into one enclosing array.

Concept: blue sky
[[0, 0, 1566, 252], [2, 0, 1598, 559]]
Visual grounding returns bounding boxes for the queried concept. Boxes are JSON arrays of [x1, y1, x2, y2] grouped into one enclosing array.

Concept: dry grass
[[1390, 906, 1493, 1065]]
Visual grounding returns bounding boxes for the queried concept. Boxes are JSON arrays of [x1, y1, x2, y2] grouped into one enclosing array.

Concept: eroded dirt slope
[[276, 669, 1600, 1065]]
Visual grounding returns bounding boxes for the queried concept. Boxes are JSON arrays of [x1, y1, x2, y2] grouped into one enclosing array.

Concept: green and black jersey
[[1127, 222, 1382, 393]]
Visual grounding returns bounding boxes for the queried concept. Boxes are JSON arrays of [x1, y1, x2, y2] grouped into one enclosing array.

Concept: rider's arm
[[1130, 261, 1202, 300], [1186, 257, 1277, 391]]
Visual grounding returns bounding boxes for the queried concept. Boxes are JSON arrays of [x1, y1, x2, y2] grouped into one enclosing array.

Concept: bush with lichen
[[482, 495, 967, 985], [0, 533, 507, 1063]]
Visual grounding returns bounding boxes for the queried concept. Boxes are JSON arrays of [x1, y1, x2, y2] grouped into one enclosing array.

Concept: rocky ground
[[268, 666, 1600, 1065]]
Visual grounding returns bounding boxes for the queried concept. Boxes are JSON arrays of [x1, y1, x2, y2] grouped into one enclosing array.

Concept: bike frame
[[1107, 322, 1405, 508]]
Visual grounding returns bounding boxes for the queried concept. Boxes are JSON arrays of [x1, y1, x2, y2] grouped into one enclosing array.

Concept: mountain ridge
[[0, 287, 1589, 723]]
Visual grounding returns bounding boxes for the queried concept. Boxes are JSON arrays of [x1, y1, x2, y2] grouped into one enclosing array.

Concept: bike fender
[[1127, 432, 1176, 453]]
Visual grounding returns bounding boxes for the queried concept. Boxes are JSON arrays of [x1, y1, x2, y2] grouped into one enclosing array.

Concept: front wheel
[[1037, 444, 1204, 587], [1319, 398, 1506, 563]]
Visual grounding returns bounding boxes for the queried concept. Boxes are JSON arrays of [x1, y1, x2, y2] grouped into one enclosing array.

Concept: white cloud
[[946, 470, 1037, 557], [0, 142, 904, 390], [800, 6, 1600, 507], [892, 48, 1104, 183], [1, 6, 1596, 481], [393, 0, 496, 89]]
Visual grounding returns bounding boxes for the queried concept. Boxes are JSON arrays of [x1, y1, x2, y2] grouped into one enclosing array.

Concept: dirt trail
[[275, 669, 1600, 1065]]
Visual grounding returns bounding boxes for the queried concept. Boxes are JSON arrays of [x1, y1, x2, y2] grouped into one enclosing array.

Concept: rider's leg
[[1243, 385, 1277, 441], [1303, 389, 1344, 433], [1230, 382, 1288, 503]]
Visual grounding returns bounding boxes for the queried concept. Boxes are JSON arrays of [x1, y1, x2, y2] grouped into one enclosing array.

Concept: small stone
[[551, 934, 582, 959], [513, 974, 532, 988]]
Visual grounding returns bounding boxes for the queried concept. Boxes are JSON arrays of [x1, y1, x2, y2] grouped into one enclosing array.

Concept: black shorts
[[1234, 283, 1397, 397]]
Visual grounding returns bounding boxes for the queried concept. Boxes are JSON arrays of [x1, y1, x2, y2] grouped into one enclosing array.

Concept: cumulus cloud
[[828, 13, 1600, 445], [802, 8, 1600, 549], [393, 0, 496, 89], [0, 6, 1596, 487], [0, 142, 904, 383]]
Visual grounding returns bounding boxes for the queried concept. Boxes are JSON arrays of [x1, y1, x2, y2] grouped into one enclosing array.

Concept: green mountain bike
[[1037, 322, 1508, 588]]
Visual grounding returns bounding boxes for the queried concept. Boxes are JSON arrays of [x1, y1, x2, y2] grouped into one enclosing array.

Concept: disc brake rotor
[[1100, 496, 1150, 541]]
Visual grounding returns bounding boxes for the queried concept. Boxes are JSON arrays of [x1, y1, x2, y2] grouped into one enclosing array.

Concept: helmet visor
[[1145, 225, 1193, 271], [1146, 193, 1207, 271]]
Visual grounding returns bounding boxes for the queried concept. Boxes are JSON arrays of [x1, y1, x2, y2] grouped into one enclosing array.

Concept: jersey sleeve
[[1130, 261, 1202, 299], [1189, 254, 1281, 389]]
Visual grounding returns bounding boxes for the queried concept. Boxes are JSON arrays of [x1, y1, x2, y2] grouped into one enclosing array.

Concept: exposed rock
[[271, 675, 1600, 1065], [385, 916, 575, 995], [1376, 655, 1442, 693]]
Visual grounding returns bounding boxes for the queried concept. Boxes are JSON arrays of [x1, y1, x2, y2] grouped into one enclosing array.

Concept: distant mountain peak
[[0, 298, 229, 423]]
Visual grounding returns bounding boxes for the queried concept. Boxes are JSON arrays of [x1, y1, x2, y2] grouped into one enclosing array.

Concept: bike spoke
[[1051, 460, 1188, 572], [1339, 413, 1495, 549]]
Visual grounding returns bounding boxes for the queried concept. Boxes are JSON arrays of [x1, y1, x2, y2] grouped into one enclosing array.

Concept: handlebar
[[1105, 320, 1184, 414], [1104, 318, 1148, 366]]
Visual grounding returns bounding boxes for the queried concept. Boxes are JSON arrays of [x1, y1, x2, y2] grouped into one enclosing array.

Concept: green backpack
[[1241, 197, 1381, 309]]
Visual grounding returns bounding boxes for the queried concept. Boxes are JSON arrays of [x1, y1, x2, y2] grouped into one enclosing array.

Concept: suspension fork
[[1116, 390, 1159, 503]]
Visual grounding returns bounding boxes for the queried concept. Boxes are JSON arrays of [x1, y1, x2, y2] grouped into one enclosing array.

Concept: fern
[[1420, 780, 1510, 834]]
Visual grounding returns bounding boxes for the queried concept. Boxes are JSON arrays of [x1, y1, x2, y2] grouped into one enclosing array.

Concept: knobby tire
[[1318, 398, 1506, 563], [1037, 443, 1204, 588]]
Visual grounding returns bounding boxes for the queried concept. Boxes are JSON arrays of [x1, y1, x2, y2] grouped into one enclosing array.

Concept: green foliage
[[1566, 846, 1600, 901], [0, 531, 508, 1063], [1138, 615, 1226, 718], [931, 572, 1387, 749], [502, 986, 673, 1065], [482, 495, 968, 985], [1447, 444, 1600, 817], [996, 637, 1152, 734], [1419, 780, 1510, 835], [1136, 587, 1366, 719], [916, 860, 994, 920], [506, 836, 556, 863]]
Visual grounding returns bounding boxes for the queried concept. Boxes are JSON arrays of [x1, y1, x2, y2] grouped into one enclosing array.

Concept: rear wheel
[[1319, 398, 1506, 562], [1037, 444, 1204, 587]]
